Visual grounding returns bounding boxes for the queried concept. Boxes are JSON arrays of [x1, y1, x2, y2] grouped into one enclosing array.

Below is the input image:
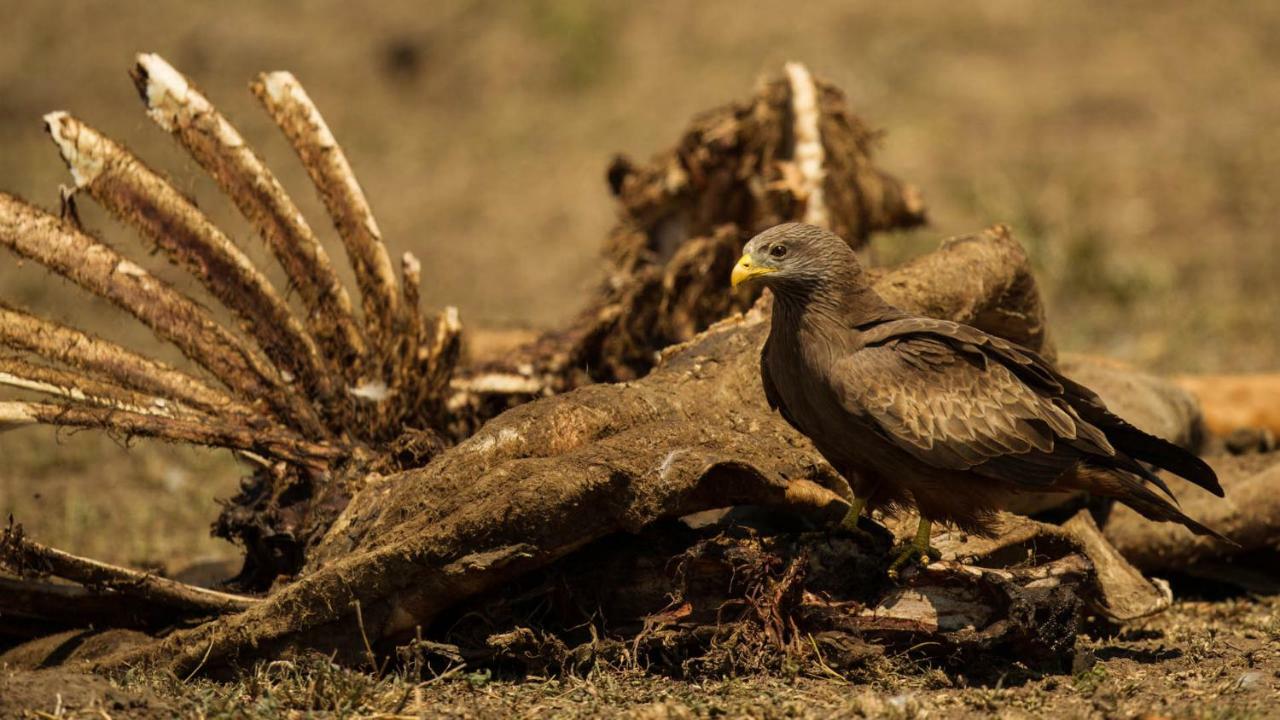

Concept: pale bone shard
[[784, 62, 828, 229], [42, 112, 104, 186], [450, 373, 545, 397], [349, 381, 390, 402], [401, 252, 422, 318], [0, 402, 36, 431]]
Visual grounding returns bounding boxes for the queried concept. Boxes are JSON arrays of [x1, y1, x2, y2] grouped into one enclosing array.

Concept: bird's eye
[[769, 244, 788, 259]]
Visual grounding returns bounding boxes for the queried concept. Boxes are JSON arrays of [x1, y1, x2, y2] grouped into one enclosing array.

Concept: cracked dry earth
[[2, 594, 1276, 718]]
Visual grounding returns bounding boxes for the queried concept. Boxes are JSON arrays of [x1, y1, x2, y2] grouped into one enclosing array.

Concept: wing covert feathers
[[840, 318, 1222, 499]]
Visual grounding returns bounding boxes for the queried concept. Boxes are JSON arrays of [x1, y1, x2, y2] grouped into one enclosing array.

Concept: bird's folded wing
[[832, 334, 1113, 487]]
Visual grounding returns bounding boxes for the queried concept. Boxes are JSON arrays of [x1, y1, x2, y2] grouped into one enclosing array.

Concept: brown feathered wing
[[831, 331, 1114, 488], [825, 317, 1229, 540]]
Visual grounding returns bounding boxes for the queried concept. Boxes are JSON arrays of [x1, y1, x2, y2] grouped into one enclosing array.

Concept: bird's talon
[[886, 540, 940, 579]]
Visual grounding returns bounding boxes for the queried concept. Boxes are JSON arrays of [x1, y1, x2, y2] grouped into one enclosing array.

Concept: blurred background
[[1, 0, 1277, 568]]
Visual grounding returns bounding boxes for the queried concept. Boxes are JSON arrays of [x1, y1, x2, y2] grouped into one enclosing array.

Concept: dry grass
[[0, 595, 1264, 718]]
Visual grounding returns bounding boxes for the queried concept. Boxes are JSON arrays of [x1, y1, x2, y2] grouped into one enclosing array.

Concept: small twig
[[352, 599, 380, 674], [805, 634, 848, 682], [183, 640, 217, 682], [1, 528, 259, 615]]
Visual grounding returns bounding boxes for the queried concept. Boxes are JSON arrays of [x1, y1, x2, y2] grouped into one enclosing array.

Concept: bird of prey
[[731, 223, 1228, 575]]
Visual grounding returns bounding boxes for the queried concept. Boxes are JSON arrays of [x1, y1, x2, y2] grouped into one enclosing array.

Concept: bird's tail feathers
[[1097, 412, 1224, 498], [1075, 464, 1235, 545]]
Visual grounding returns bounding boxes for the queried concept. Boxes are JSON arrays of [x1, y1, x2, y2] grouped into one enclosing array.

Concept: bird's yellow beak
[[731, 254, 775, 288]]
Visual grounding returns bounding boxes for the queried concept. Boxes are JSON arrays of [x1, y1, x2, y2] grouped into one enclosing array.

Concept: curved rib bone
[[0, 355, 192, 418], [0, 302, 249, 418], [0, 193, 324, 437], [43, 113, 339, 427], [0, 401, 338, 470], [131, 54, 368, 378], [250, 71, 403, 354]]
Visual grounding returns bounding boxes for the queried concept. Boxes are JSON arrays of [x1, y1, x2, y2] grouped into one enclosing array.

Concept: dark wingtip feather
[[1137, 431, 1225, 497], [1109, 472, 1236, 546], [1126, 459, 1180, 504], [1100, 414, 1225, 498], [1174, 512, 1239, 547]]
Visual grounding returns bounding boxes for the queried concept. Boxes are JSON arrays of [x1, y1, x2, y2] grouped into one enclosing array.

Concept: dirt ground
[[2, 595, 1276, 718], [2, 1, 1279, 717]]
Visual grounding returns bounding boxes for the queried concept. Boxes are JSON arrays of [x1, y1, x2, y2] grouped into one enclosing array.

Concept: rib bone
[[131, 53, 368, 377], [43, 113, 338, 427], [250, 71, 403, 353]]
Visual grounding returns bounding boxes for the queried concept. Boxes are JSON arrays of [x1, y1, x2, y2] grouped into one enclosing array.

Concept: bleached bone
[[784, 62, 828, 229], [0, 302, 249, 418], [131, 54, 368, 377], [251, 71, 404, 353], [43, 113, 339, 426], [0, 193, 323, 437]]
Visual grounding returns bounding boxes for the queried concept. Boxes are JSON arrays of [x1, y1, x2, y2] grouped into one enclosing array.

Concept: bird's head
[[730, 223, 862, 299]]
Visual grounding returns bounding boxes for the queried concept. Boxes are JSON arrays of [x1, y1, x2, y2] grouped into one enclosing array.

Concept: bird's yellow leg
[[887, 517, 942, 579], [837, 495, 867, 533]]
